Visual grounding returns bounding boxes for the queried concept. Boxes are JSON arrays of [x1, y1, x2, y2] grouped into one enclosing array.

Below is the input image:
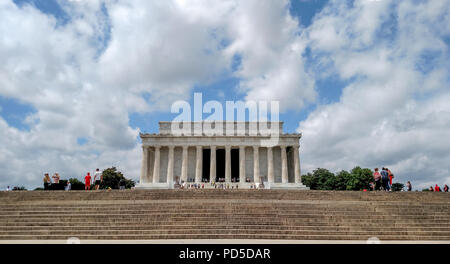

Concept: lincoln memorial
[[137, 121, 308, 189]]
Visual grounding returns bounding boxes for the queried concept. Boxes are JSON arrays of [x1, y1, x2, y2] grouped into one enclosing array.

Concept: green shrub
[[100, 167, 135, 189], [69, 178, 85, 190]]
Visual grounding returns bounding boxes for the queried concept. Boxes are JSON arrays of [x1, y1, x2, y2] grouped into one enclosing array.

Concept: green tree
[[335, 170, 352, 190], [100, 167, 135, 189], [303, 166, 374, 191], [347, 167, 373, 191], [302, 168, 336, 190], [301, 172, 315, 189], [69, 178, 85, 190], [391, 183, 404, 192]]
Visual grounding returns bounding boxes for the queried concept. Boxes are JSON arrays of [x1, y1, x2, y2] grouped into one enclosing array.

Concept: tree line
[[301, 167, 404, 191]]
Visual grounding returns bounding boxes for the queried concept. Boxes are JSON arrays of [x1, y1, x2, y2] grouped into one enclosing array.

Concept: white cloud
[[0, 0, 315, 189], [1, 0, 448, 191], [298, 0, 450, 190], [223, 0, 316, 110]]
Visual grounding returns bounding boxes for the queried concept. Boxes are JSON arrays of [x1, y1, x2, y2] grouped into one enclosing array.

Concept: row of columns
[[141, 145, 301, 185]]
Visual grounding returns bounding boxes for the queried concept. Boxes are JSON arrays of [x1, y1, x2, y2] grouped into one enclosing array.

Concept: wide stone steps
[[1, 234, 450, 241], [2, 225, 450, 231], [1, 229, 449, 236], [2, 220, 449, 228], [1, 190, 449, 240], [1, 190, 449, 202]]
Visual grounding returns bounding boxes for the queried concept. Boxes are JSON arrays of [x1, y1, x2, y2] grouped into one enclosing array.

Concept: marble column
[[140, 146, 149, 184], [225, 146, 231, 183], [167, 146, 174, 184], [181, 146, 188, 183], [281, 145, 288, 183], [210, 146, 216, 183], [239, 146, 246, 183], [253, 146, 260, 183], [153, 146, 161, 183], [195, 146, 203, 183], [267, 146, 274, 183], [294, 145, 301, 184]]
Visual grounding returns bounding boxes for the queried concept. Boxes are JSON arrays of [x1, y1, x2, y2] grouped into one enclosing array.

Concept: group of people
[[178, 180, 265, 190], [43, 173, 62, 190], [372, 167, 449, 192], [427, 184, 449, 192], [372, 167, 395, 191], [41, 168, 103, 191], [84, 169, 103, 190]]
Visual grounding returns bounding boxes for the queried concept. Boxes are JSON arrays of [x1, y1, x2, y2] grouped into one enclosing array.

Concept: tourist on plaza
[[6, 186, 10, 191], [387, 168, 394, 188], [434, 184, 441, 192], [406, 181, 412, 192], [52, 173, 60, 184], [119, 179, 126, 190], [93, 168, 102, 190], [84, 172, 91, 190], [429, 186, 434, 191], [369, 182, 374, 191], [373, 168, 381, 191], [43, 173, 51, 190], [65, 181, 71, 191], [380, 168, 390, 191], [444, 185, 449, 192]]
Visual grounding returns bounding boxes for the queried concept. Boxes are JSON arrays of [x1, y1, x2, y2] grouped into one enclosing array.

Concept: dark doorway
[[202, 149, 210, 182], [231, 149, 239, 182], [216, 149, 225, 182]]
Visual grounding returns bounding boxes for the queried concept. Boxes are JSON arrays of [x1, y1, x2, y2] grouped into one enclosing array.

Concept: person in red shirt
[[387, 168, 394, 186], [434, 184, 441, 192], [85, 172, 92, 190]]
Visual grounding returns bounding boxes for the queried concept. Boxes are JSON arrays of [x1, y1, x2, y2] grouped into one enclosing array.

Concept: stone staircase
[[0, 190, 449, 241]]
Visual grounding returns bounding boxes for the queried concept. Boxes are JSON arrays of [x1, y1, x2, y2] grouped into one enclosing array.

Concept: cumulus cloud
[[0, 0, 315, 188], [298, 0, 450, 190], [223, 0, 316, 110]]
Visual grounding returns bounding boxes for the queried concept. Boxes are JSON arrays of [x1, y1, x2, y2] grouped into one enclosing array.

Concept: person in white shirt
[[93, 168, 102, 190]]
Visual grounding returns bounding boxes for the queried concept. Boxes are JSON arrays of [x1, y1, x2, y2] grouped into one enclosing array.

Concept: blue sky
[[1, 0, 449, 190]]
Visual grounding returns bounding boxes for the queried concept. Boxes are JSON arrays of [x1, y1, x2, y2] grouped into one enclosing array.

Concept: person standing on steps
[[93, 168, 102, 190], [52, 173, 60, 185], [373, 168, 381, 191], [434, 184, 441, 192], [386, 168, 394, 190], [406, 181, 412, 192], [119, 178, 126, 190], [43, 173, 51, 190], [65, 181, 71, 191], [84, 172, 92, 191], [380, 168, 390, 191]]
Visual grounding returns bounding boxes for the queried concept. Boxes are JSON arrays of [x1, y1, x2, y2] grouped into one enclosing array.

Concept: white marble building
[[136, 121, 308, 189]]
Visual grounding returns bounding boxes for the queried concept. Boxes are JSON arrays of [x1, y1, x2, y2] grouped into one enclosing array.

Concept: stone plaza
[[137, 121, 308, 189]]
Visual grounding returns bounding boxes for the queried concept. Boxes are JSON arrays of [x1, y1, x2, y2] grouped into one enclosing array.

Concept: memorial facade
[[137, 121, 308, 189]]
